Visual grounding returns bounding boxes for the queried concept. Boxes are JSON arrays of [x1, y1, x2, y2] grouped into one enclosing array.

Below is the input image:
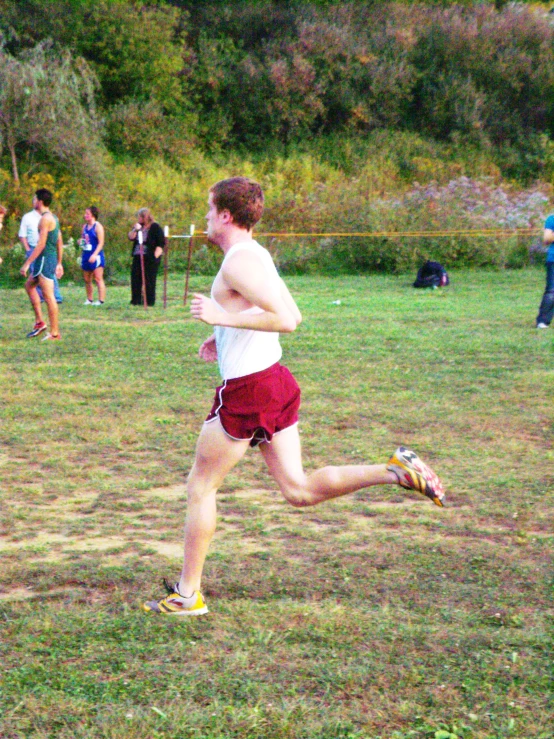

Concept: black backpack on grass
[[413, 260, 450, 288]]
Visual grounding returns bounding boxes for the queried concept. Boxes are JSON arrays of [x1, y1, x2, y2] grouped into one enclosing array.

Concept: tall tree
[[0, 41, 101, 184], [0, 0, 187, 111]]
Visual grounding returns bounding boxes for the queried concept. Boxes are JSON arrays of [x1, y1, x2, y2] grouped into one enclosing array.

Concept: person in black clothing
[[128, 208, 165, 306]]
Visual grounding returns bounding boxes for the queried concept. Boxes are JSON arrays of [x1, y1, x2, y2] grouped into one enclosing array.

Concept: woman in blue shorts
[[80, 206, 106, 305]]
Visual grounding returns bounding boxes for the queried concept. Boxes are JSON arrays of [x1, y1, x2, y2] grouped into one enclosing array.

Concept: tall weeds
[[0, 137, 550, 282]]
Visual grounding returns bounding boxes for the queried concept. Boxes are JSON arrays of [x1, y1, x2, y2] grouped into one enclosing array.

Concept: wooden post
[[184, 224, 195, 304], [138, 230, 147, 310], [163, 225, 169, 309]]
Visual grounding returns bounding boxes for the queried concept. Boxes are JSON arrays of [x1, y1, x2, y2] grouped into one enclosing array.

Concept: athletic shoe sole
[[143, 582, 208, 616], [26, 324, 47, 338], [143, 599, 208, 616]]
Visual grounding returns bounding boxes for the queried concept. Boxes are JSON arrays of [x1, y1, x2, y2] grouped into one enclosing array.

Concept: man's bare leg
[[260, 424, 397, 507], [178, 419, 250, 596], [38, 276, 59, 335], [25, 276, 44, 324]]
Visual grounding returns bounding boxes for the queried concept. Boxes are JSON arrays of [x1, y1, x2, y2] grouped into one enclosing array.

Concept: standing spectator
[[128, 208, 165, 306], [80, 206, 106, 306], [19, 195, 63, 303], [536, 213, 554, 328], [20, 188, 64, 341]]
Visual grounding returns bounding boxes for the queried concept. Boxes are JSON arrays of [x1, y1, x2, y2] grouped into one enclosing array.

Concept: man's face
[[205, 193, 228, 245], [32, 196, 39, 211]]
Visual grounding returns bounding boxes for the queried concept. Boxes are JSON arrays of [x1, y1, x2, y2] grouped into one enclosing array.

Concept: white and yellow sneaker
[[143, 581, 208, 616], [387, 446, 445, 507]]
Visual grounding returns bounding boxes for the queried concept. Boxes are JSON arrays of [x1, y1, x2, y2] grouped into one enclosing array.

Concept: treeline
[[2, 1, 554, 178], [0, 1, 553, 280]]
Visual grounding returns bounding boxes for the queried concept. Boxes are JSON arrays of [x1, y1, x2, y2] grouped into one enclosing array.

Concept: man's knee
[[278, 478, 312, 508], [285, 492, 311, 508], [186, 480, 213, 503], [186, 456, 226, 499]]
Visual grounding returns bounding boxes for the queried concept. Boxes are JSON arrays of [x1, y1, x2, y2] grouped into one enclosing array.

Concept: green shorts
[[31, 251, 57, 281]]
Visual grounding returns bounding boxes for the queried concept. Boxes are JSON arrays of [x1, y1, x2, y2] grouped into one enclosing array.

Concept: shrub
[[1, 148, 550, 284], [105, 103, 196, 165], [408, 3, 554, 152], [261, 173, 550, 274], [365, 176, 550, 272]]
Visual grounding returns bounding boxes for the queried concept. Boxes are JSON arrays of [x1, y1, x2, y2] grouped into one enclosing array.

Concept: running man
[[20, 188, 64, 341], [144, 177, 444, 616]]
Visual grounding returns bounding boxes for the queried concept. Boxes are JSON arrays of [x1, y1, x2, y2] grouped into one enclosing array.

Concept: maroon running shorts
[[205, 362, 301, 447]]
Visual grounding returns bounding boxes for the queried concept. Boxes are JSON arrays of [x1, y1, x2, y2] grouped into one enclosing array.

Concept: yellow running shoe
[[387, 446, 445, 507], [143, 581, 208, 616]]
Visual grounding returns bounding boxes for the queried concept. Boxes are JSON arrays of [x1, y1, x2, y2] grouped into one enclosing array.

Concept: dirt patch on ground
[[0, 586, 72, 602], [1, 482, 537, 580], [147, 484, 187, 500], [0, 532, 182, 559]]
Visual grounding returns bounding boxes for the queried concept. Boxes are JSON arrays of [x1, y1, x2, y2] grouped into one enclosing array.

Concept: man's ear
[[220, 209, 233, 224]]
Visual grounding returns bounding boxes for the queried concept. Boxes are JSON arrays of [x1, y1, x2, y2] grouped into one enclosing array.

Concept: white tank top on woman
[[212, 241, 282, 380]]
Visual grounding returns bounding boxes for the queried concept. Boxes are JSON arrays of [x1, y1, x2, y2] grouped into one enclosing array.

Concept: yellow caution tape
[[170, 228, 538, 239]]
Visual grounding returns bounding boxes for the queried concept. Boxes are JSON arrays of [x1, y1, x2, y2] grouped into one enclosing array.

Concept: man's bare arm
[[279, 278, 302, 326], [55, 231, 64, 278], [543, 228, 554, 247], [191, 251, 298, 332]]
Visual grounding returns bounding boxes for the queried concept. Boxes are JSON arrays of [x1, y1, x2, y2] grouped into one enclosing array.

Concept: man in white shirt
[[143, 177, 445, 617], [19, 196, 62, 303]]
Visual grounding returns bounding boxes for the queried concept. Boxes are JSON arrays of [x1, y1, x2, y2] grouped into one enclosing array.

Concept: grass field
[[0, 269, 552, 739]]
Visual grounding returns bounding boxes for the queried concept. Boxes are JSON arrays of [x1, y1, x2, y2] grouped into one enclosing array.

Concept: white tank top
[[212, 241, 282, 380]]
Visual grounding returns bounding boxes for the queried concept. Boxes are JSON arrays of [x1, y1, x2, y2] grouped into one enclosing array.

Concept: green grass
[[0, 269, 553, 739]]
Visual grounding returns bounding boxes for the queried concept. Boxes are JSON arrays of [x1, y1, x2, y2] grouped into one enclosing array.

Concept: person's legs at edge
[[39, 275, 59, 336], [177, 420, 250, 596], [83, 270, 94, 302], [25, 276, 44, 325], [93, 267, 106, 303], [537, 262, 554, 326], [53, 275, 62, 303]]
